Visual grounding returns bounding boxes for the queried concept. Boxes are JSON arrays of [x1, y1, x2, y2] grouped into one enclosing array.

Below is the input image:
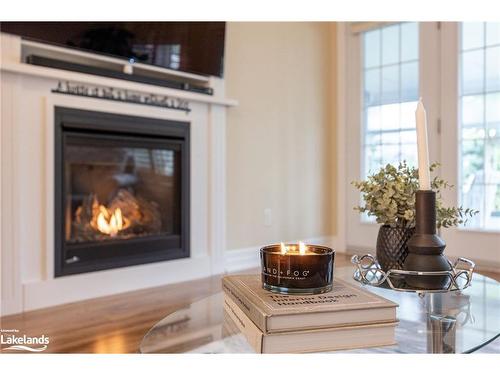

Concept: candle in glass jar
[[260, 242, 334, 295]]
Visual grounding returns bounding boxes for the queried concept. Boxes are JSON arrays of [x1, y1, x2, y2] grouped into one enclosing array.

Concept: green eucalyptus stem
[[352, 161, 478, 229]]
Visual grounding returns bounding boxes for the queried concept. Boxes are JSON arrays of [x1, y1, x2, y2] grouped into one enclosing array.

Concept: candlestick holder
[[403, 190, 452, 290], [260, 244, 334, 295]]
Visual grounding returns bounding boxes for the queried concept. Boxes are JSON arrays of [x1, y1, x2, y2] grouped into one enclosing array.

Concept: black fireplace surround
[[54, 107, 190, 277]]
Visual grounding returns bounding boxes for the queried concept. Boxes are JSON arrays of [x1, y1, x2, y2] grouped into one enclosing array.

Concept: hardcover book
[[223, 294, 398, 353], [222, 274, 398, 334]]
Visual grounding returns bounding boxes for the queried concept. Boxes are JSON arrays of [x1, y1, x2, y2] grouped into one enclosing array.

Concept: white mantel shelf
[[1, 61, 238, 107]]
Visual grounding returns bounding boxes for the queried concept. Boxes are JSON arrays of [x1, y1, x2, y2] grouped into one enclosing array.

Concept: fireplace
[[54, 107, 190, 277]]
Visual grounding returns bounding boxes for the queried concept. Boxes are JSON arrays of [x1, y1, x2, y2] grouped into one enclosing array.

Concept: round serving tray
[[351, 254, 475, 294]]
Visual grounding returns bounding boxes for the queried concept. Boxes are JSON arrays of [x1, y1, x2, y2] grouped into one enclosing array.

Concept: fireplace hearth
[[54, 107, 190, 276]]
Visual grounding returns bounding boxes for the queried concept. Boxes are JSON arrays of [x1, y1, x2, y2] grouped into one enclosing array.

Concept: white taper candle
[[415, 98, 431, 190]]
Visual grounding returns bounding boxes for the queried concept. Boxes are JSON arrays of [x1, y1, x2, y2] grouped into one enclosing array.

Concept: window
[[459, 22, 500, 230], [346, 22, 499, 254], [362, 23, 419, 177]]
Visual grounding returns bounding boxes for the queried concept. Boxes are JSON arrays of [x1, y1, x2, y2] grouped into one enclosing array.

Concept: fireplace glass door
[[65, 133, 180, 244], [55, 107, 189, 276]]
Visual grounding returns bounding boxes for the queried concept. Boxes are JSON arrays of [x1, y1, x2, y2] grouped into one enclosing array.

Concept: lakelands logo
[[1, 329, 49, 352]]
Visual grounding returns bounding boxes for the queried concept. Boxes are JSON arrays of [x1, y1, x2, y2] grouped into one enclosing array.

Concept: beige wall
[[225, 22, 337, 250]]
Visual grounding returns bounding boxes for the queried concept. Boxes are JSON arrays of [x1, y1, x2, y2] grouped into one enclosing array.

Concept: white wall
[[224, 22, 338, 251]]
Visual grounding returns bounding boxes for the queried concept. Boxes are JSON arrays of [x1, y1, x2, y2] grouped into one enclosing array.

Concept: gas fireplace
[[54, 107, 190, 276]]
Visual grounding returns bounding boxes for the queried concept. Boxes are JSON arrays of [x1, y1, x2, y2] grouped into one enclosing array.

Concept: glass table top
[[140, 267, 500, 353]]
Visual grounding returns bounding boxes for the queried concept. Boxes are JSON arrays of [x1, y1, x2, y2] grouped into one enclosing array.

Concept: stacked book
[[222, 274, 398, 353]]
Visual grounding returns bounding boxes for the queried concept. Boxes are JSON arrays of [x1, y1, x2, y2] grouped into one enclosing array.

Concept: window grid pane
[[460, 22, 500, 231], [361, 23, 419, 222], [362, 23, 419, 179]]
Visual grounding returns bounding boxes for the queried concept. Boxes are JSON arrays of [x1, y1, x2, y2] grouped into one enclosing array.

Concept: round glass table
[[140, 267, 500, 353]]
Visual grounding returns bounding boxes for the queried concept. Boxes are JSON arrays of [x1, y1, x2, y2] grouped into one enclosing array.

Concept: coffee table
[[140, 266, 500, 353]]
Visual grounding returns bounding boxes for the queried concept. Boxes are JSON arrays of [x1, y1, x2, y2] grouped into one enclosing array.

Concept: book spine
[[222, 278, 268, 332], [223, 296, 263, 353]]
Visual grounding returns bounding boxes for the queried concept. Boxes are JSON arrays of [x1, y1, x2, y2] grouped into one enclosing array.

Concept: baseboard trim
[[224, 246, 261, 273], [225, 235, 341, 273], [21, 255, 212, 313]]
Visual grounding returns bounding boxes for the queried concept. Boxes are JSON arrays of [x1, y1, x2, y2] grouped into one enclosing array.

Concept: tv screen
[[1, 22, 226, 77]]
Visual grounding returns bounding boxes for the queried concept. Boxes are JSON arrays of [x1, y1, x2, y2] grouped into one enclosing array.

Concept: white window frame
[[345, 22, 441, 252], [344, 22, 499, 266], [440, 22, 500, 265]]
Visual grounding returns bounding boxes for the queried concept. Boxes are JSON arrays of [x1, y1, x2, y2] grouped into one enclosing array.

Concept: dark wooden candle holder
[[403, 190, 452, 290]]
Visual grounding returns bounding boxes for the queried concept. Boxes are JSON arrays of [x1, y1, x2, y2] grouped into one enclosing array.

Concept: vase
[[376, 225, 415, 272]]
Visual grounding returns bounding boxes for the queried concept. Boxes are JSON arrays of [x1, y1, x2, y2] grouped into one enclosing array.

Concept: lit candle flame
[[279, 242, 307, 255], [299, 241, 307, 255], [280, 242, 287, 255]]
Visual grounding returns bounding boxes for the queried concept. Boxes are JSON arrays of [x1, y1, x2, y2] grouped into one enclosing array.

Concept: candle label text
[[262, 266, 311, 281]]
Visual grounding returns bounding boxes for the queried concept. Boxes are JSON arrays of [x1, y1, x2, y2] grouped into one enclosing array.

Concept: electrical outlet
[[264, 208, 272, 226]]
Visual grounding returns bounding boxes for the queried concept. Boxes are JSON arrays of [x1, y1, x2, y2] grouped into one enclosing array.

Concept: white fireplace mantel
[[0, 33, 237, 315]]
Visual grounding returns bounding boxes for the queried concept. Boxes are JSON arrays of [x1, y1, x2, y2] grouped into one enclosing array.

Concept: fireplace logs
[[72, 189, 162, 242]]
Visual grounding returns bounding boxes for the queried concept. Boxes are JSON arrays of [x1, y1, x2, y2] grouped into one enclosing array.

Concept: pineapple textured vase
[[376, 225, 415, 271]]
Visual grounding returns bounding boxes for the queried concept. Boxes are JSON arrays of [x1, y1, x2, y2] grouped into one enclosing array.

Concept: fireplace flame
[[96, 206, 124, 236], [90, 198, 130, 237]]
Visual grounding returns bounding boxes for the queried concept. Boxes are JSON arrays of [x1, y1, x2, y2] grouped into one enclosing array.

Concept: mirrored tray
[[351, 254, 475, 294]]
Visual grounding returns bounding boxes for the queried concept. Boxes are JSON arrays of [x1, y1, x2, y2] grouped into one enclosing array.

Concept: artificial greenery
[[352, 161, 478, 229]]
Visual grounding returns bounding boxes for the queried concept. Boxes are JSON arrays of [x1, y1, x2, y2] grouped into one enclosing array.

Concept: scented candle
[[260, 242, 334, 295]]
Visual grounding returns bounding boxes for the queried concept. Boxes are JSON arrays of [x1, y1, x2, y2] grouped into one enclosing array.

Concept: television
[[0, 22, 226, 77]]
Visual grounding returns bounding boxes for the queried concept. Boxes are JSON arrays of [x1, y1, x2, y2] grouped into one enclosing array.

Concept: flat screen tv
[[0, 22, 226, 77]]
